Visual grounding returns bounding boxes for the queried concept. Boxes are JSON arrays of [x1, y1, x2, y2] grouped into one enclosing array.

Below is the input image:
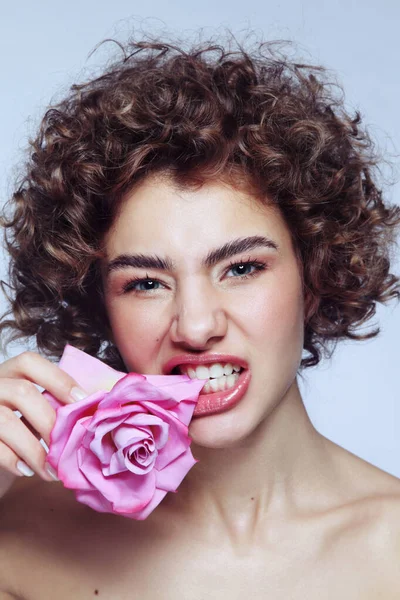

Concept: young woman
[[0, 33, 399, 599]]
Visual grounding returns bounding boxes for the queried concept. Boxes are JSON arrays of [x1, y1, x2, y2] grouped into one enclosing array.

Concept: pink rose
[[43, 345, 205, 520]]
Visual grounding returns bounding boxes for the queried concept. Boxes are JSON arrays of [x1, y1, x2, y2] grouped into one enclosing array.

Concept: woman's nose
[[169, 284, 228, 348]]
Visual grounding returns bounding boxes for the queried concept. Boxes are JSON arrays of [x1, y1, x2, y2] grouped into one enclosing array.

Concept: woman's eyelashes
[[120, 259, 269, 295]]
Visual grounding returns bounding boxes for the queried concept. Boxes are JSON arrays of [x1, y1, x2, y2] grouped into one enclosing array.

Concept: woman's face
[[101, 175, 305, 447]]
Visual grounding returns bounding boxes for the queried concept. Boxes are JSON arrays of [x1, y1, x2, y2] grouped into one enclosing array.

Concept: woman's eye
[[227, 262, 261, 278], [122, 260, 267, 294], [122, 278, 162, 293]]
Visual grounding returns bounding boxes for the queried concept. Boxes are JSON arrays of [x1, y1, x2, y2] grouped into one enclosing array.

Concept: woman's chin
[[188, 409, 253, 450]]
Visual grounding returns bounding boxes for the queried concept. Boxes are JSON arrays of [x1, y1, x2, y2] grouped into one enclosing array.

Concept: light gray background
[[1, 1, 399, 477]]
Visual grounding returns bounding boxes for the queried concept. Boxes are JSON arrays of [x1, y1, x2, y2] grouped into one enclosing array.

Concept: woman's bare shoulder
[[0, 476, 86, 599], [0, 478, 36, 598], [2, 453, 400, 599], [0, 475, 76, 527], [342, 459, 400, 593], [0, 477, 154, 600], [367, 490, 400, 596]]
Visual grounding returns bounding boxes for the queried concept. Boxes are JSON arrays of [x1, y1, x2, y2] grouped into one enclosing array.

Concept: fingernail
[[40, 438, 49, 453], [16, 460, 35, 477], [70, 387, 87, 402], [45, 464, 60, 481]]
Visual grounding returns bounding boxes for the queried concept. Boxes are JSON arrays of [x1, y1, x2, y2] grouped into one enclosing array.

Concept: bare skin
[[0, 175, 399, 597], [0, 435, 400, 599]]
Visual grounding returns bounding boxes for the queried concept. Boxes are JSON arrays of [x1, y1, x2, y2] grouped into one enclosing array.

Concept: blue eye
[[121, 260, 267, 294], [122, 277, 161, 293], [227, 262, 263, 278]]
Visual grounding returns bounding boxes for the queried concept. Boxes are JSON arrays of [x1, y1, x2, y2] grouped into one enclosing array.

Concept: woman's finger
[[0, 351, 87, 405], [0, 406, 56, 481], [0, 378, 56, 447]]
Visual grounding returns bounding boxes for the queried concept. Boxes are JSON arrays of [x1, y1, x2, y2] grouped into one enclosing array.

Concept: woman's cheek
[[110, 302, 167, 371], [249, 271, 304, 350]]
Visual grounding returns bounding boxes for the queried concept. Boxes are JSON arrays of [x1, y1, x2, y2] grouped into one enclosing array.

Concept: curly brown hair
[[1, 32, 399, 372]]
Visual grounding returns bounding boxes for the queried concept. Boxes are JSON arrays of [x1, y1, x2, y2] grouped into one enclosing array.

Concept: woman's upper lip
[[162, 354, 249, 375]]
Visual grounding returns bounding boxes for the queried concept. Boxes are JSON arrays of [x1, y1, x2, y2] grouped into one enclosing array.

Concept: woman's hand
[[0, 351, 87, 484]]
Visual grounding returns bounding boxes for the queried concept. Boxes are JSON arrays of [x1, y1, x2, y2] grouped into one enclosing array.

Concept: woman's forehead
[[109, 176, 280, 229], [103, 177, 290, 255]]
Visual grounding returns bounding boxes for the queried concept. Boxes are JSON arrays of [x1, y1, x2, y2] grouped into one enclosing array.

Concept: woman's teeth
[[200, 373, 240, 394], [178, 363, 243, 394]]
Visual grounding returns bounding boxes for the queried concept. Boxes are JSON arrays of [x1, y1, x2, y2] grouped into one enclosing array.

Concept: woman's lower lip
[[191, 369, 251, 418]]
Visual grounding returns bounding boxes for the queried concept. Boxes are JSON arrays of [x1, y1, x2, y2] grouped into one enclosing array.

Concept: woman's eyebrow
[[106, 235, 279, 277]]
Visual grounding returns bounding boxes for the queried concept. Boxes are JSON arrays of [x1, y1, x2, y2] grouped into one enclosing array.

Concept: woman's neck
[[159, 378, 336, 548]]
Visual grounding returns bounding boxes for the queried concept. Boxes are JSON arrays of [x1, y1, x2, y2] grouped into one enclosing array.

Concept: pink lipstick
[[192, 369, 251, 417]]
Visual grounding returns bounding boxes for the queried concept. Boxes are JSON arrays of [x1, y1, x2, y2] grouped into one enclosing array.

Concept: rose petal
[[87, 402, 147, 431], [129, 438, 156, 467], [74, 489, 114, 514], [89, 415, 131, 465], [129, 439, 155, 466], [93, 414, 131, 441], [116, 414, 169, 451], [143, 403, 192, 470], [106, 436, 155, 476], [79, 450, 157, 512], [91, 427, 151, 472], [47, 390, 106, 468], [45, 345, 204, 521], [143, 374, 206, 423], [155, 448, 199, 492], [60, 344, 126, 395], [55, 420, 97, 491], [105, 374, 167, 405], [121, 487, 169, 520]]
